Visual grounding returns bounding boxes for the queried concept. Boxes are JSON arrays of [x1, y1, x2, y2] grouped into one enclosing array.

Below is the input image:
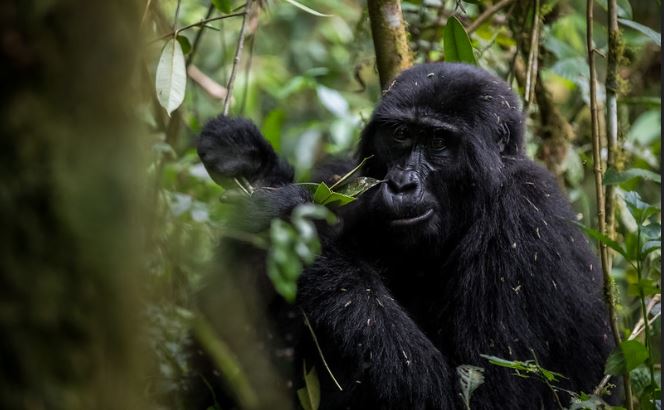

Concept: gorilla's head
[[356, 63, 524, 249]]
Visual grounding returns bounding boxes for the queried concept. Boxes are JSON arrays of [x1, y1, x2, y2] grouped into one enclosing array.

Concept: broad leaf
[[443, 16, 477, 65], [605, 340, 649, 376], [156, 38, 187, 116], [313, 182, 356, 207], [576, 223, 628, 259], [618, 18, 661, 47], [604, 167, 661, 185]]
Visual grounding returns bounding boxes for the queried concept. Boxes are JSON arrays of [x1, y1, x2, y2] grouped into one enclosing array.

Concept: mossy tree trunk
[[0, 1, 146, 408], [367, 0, 413, 90]]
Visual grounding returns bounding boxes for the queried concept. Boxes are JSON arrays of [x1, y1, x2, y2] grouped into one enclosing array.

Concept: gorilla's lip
[[390, 209, 434, 226]]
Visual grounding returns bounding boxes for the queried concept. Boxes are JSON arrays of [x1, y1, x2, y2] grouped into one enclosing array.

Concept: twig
[[301, 310, 343, 391], [586, 2, 632, 407], [140, 0, 153, 28], [151, 12, 247, 43], [593, 294, 661, 395], [186, 4, 215, 66], [466, 0, 516, 34], [223, 0, 254, 115], [173, 0, 182, 31]]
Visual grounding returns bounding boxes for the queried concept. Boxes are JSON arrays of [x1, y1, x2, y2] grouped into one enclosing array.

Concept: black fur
[[196, 63, 613, 409]]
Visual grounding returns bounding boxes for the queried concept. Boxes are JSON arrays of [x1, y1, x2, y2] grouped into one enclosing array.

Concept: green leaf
[[211, 0, 233, 13], [605, 340, 649, 376], [576, 223, 628, 259], [312, 182, 356, 207], [176, 35, 191, 55], [623, 191, 660, 224], [443, 16, 477, 65], [618, 18, 661, 47], [156, 38, 187, 116], [283, 0, 332, 17], [456, 365, 485, 409], [297, 364, 320, 410], [336, 177, 383, 198], [261, 109, 285, 153], [604, 168, 661, 185], [329, 156, 373, 191]]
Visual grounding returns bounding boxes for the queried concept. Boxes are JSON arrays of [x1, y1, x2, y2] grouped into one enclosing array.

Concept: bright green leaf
[[443, 16, 477, 65], [155, 38, 187, 116], [605, 340, 649, 376]]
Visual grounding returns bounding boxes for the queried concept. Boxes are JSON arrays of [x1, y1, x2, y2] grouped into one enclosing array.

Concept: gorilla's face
[[357, 63, 524, 250]]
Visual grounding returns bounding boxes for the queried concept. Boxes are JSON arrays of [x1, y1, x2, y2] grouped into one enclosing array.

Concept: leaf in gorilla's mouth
[[390, 209, 434, 227]]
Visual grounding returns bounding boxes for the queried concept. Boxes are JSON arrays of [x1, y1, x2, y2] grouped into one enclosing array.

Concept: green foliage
[[605, 340, 650, 376], [297, 363, 321, 410], [443, 16, 477, 65]]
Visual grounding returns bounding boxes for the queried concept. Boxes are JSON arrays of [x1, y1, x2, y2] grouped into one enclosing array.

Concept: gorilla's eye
[[392, 127, 410, 144], [430, 137, 447, 151]]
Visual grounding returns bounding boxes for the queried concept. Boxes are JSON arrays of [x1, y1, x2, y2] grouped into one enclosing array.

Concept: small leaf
[[457, 365, 485, 409], [283, 0, 332, 17], [156, 38, 187, 116], [297, 364, 320, 410], [618, 18, 661, 47], [443, 16, 477, 65], [312, 182, 356, 207], [211, 0, 233, 13], [576, 223, 628, 259], [623, 191, 660, 224], [605, 340, 649, 376], [604, 168, 661, 185], [176, 35, 191, 55], [336, 177, 383, 198]]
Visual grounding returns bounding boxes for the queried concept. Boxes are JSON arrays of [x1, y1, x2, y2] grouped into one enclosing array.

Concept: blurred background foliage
[[0, 0, 658, 409], [139, 0, 661, 408]]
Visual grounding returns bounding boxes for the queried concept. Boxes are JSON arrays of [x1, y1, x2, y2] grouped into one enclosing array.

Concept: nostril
[[387, 178, 419, 194]]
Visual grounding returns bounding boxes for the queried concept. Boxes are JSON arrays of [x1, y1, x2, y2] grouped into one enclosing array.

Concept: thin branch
[[140, 0, 153, 28], [173, 0, 182, 31], [151, 12, 247, 43], [466, 0, 515, 34], [301, 310, 343, 391], [223, 0, 254, 115], [186, 4, 215, 66], [188, 64, 228, 99], [587, 2, 633, 407]]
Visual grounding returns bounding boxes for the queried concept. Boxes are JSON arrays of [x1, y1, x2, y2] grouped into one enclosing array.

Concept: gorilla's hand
[[226, 184, 313, 233], [198, 115, 294, 188]]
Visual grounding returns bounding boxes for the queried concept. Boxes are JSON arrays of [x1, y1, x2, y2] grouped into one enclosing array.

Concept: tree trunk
[[0, 1, 146, 408]]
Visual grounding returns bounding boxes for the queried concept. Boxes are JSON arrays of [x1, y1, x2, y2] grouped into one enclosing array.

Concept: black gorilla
[[196, 63, 613, 409]]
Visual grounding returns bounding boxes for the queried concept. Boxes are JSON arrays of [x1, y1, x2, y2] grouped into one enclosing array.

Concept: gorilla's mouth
[[390, 209, 434, 227]]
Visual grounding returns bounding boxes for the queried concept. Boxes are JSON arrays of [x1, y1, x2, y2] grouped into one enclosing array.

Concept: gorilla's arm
[[297, 249, 455, 410], [197, 115, 294, 187]]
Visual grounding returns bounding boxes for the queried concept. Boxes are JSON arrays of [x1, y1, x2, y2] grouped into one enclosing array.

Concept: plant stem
[[586, 1, 633, 407], [635, 225, 656, 386], [223, 0, 254, 115], [152, 12, 247, 43], [466, 0, 515, 34], [186, 4, 215, 66]]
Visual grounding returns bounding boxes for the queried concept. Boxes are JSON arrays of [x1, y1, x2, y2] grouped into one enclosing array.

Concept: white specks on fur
[[512, 242, 517, 249], [512, 284, 522, 293], [344, 300, 352, 308], [536, 227, 541, 239]]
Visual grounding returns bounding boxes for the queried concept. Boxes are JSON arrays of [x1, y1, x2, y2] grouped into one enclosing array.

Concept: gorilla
[[196, 63, 614, 409]]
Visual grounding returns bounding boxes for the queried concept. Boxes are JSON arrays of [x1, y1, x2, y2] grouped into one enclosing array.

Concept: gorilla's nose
[[386, 168, 421, 197]]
